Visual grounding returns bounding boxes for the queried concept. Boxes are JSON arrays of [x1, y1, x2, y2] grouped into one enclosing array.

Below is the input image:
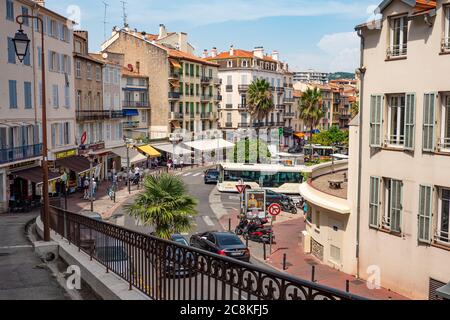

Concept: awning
[[169, 59, 181, 69], [123, 109, 139, 116], [56, 155, 93, 174], [13, 167, 61, 184], [136, 145, 161, 158], [152, 143, 192, 155], [169, 81, 180, 87], [113, 146, 147, 167], [294, 132, 305, 138], [182, 139, 235, 152]]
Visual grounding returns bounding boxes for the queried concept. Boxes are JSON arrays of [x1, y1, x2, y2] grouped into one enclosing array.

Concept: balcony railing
[[200, 112, 211, 119], [122, 100, 149, 108], [387, 43, 407, 58], [168, 92, 181, 100], [238, 123, 250, 128], [438, 137, 450, 150], [169, 112, 184, 120], [384, 135, 405, 147], [0, 143, 43, 164], [225, 104, 233, 109], [224, 122, 233, 128], [238, 85, 249, 92], [201, 95, 212, 101], [76, 110, 124, 121], [214, 95, 222, 101], [226, 85, 233, 92], [284, 98, 295, 103], [123, 120, 140, 129], [201, 76, 212, 84], [284, 112, 295, 118], [276, 104, 285, 110], [213, 78, 222, 86], [340, 114, 351, 120], [47, 206, 363, 301], [442, 38, 450, 51], [168, 72, 180, 79], [274, 87, 285, 94], [238, 104, 247, 110]]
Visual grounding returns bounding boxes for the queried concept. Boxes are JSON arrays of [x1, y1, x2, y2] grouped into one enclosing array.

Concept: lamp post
[[13, 15, 50, 241], [87, 151, 95, 212], [125, 139, 133, 194]]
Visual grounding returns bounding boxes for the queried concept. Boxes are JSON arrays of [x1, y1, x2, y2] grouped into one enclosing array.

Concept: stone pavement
[[218, 208, 408, 300], [0, 212, 69, 300]]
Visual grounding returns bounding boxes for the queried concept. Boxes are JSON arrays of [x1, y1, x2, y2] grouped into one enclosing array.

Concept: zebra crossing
[[173, 171, 204, 177]]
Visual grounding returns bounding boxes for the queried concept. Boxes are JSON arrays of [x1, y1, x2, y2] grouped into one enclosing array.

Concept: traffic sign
[[236, 184, 247, 194], [268, 203, 281, 216], [81, 131, 87, 145]]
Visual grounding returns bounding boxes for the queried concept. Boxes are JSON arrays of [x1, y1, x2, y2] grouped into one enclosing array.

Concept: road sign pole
[[269, 217, 273, 255]]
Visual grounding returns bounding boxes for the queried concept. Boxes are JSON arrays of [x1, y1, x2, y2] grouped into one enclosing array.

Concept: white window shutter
[[404, 93, 416, 150], [370, 95, 383, 147], [422, 93, 436, 152], [418, 185, 433, 243], [369, 176, 381, 228]]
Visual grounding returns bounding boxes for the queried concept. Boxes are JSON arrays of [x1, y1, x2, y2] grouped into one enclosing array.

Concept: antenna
[[102, 1, 109, 41], [120, 1, 128, 28]]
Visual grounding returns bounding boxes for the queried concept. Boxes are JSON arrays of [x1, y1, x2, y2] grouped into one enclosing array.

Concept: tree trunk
[[256, 127, 260, 164]]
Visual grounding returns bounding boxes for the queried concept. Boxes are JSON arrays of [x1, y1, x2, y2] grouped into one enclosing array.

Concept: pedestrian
[[167, 158, 172, 171], [92, 178, 97, 200], [303, 201, 308, 221], [180, 158, 184, 171], [173, 158, 178, 170], [112, 173, 118, 192], [83, 177, 90, 199]]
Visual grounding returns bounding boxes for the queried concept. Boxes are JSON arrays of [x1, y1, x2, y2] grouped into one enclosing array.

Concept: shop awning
[[152, 143, 192, 155], [113, 146, 147, 167], [136, 145, 161, 158], [169, 81, 180, 87], [13, 167, 61, 184], [56, 155, 93, 174], [169, 59, 181, 69], [123, 109, 139, 116], [182, 139, 235, 152], [294, 132, 305, 138]]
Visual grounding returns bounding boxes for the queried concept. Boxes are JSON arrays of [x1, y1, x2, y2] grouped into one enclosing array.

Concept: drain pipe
[[355, 27, 366, 279]]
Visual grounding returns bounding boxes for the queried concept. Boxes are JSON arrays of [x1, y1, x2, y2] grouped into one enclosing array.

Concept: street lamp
[[14, 15, 50, 241], [125, 139, 134, 194], [87, 151, 95, 212]]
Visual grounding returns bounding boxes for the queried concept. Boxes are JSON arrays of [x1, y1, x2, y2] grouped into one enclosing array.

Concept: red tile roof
[[167, 48, 218, 66], [206, 49, 277, 63]]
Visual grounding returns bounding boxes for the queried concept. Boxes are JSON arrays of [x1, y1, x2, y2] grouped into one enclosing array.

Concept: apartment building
[[206, 46, 295, 146], [355, 0, 450, 299], [293, 69, 330, 84], [0, 0, 75, 213], [100, 24, 220, 139]]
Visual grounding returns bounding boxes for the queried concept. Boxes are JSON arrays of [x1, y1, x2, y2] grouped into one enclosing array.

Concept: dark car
[[190, 231, 250, 262], [165, 234, 196, 278], [288, 145, 302, 153], [204, 169, 220, 184]]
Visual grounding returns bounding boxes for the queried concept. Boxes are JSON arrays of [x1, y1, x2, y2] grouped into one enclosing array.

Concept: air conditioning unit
[[302, 230, 311, 254]]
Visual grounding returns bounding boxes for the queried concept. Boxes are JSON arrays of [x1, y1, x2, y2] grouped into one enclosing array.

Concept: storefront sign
[[8, 160, 36, 170], [55, 149, 77, 159]]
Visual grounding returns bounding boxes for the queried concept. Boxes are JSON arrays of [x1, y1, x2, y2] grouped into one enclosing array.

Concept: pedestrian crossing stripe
[[192, 172, 202, 177]]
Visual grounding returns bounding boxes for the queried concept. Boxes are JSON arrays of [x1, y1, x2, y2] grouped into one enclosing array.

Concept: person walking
[[167, 158, 172, 171], [302, 201, 308, 222], [83, 176, 90, 200], [92, 178, 97, 201], [112, 172, 118, 192], [180, 158, 184, 171]]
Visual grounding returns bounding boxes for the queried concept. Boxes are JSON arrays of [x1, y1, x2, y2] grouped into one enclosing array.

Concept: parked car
[[78, 211, 103, 250], [288, 145, 302, 153], [165, 234, 196, 278], [190, 231, 250, 262], [204, 169, 220, 184]]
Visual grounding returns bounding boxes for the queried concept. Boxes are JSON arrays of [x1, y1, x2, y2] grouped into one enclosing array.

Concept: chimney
[[202, 49, 208, 59], [178, 32, 188, 53], [271, 50, 279, 61], [33, 0, 45, 6], [211, 47, 217, 58], [229, 45, 234, 56], [253, 46, 264, 59], [158, 24, 167, 39]]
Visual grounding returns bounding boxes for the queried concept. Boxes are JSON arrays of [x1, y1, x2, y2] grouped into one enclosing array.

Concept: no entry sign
[[268, 203, 281, 216]]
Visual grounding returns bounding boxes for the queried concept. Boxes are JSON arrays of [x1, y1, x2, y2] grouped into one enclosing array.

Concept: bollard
[[228, 218, 231, 231], [283, 253, 287, 270], [311, 265, 316, 282], [346, 280, 350, 293], [263, 242, 267, 260]]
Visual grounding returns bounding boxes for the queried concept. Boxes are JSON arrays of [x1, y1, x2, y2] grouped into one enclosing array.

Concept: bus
[[217, 162, 309, 194]]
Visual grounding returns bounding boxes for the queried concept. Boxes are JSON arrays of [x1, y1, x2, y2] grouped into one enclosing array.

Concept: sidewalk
[[0, 212, 69, 300], [218, 209, 408, 300]]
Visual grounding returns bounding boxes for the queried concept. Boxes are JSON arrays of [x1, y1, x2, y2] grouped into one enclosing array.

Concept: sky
[[46, 0, 382, 73]]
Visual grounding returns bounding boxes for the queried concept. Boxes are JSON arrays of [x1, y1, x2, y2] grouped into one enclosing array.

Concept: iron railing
[[0, 143, 42, 164], [168, 92, 181, 100], [76, 110, 125, 121], [46, 206, 362, 300], [387, 44, 407, 58], [123, 100, 149, 108]]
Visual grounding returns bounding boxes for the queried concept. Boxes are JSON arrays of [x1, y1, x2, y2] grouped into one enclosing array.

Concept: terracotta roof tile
[[167, 49, 218, 66], [206, 49, 277, 63]]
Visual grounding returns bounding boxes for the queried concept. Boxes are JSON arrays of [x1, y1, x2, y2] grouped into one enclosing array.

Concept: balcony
[[274, 87, 285, 94], [253, 122, 266, 128], [225, 104, 233, 109], [238, 123, 250, 128], [123, 120, 140, 129], [283, 83, 293, 88], [284, 112, 295, 118], [238, 85, 249, 92], [200, 112, 211, 119], [0, 143, 43, 164], [214, 95, 222, 101], [213, 78, 222, 86], [276, 122, 285, 127], [225, 85, 233, 92], [201, 76, 212, 84], [386, 43, 407, 59], [168, 92, 181, 100], [168, 112, 183, 120], [284, 98, 295, 104], [168, 72, 180, 80], [276, 104, 285, 110], [76, 110, 124, 121], [201, 95, 212, 102], [442, 38, 450, 52], [238, 104, 247, 110], [122, 100, 149, 108], [340, 114, 351, 120], [224, 122, 233, 128]]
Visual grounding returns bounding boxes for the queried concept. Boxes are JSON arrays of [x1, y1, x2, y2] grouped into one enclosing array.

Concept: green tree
[[312, 126, 349, 147], [298, 87, 325, 148], [125, 173, 198, 240], [233, 138, 271, 163], [350, 101, 359, 119], [246, 79, 275, 163]]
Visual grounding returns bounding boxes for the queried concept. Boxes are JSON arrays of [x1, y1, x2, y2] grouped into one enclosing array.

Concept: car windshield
[[207, 171, 219, 176], [216, 234, 243, 246], [174, 238, 188, 246]]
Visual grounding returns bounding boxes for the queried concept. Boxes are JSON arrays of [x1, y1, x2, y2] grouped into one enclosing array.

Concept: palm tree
[[246, 79, 275, 163], [350, 100, 359, 119], [125, 173, 198, 239], [298, 87, 325, 152]]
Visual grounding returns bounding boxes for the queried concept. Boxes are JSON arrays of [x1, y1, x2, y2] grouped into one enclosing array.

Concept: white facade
[[293, 70, 330, 84]]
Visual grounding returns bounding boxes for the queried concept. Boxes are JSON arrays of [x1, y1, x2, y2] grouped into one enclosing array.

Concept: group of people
[[81, 176, 97, 200], [166, 158, 184, 171]]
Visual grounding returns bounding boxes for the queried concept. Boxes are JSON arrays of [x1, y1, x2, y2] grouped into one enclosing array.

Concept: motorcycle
[[280, 197, 298, 214], [242, 219, 274, 243]]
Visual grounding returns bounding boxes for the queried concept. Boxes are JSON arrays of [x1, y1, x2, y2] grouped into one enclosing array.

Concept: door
[[327, 218, 343, 265]]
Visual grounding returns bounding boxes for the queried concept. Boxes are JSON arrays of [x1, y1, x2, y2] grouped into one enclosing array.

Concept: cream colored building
[[0, 0, 75, 212], [355, 0, 450, 299]]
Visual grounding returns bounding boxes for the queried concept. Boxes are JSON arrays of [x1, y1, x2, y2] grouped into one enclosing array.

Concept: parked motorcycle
[[242, 219, 274, 243], [280, 197, 298, 214]]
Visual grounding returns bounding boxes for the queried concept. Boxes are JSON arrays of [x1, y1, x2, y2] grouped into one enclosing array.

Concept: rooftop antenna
[[102, 1, 109, 41], [120, 1, 128, 28]]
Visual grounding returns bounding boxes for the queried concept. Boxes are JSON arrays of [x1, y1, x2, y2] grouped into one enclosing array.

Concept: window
[[6, 0, 14, 21], [227, 60, 233, 68], [38, 82, 42, 108], [37, 47, 42, 69], [418, 185, 433, 243], [64, 85, 70, 108], [52, 85, 59, 107], [389, 16, 408, 57], [96, 66, 101, 81], [141, 110, 147, 123], [383, 178, 402, 233], [24, 82, 32, 109], [440, 94, 450, 150], [76, 90, 81, 110], [87, 63, 92, 80], [241, 60, 248, 67], [75, 60, 81, 78], [9, 80, 17, 109], [21, 6, 29, 26], [387, 95, 405, 146], [369, 95, 383, 147], [437, 188, 450, 244], [75, 40, 82, 54], [227, 75, 232, 85], [241, 75, 247, 85], [7, 37, 15, 64], [444, 6, 450, 50]]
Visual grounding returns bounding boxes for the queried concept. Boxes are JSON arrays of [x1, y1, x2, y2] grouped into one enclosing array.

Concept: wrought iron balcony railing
[[226, 85, 233, 92], [76, 110, 124, 121], [122, 100, 149, 108], [386, 43, 407, 58], [168, 92, 181, 100], [0, 143, 43, 164], [238, 85, 249, 92], [168, 112, 184, 120]]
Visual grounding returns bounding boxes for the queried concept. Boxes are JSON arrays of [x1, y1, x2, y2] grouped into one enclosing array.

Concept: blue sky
[[46, 0, 381, 72]]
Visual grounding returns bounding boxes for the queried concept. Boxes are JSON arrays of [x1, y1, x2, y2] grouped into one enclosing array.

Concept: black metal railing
[[168, 92, 181, 99], [226, 85, 233, 92], [123, 100, 149, 108], [46, 206, 363, 300], [0, 143, 43, 164], [76, 110, 125, 121], [238, 85, 249, 92], [214, 95, 222, 101], [201, 76, 212, 84]]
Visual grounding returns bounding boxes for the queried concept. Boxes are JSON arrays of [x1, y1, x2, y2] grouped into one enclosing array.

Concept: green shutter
[[422, 93, 436, 152], [389, 179, 402, 233], [369, 176, 381, 228], [404, 93, 416, 150], [370, 95, 383, 147], [418, 185, 433, 243]]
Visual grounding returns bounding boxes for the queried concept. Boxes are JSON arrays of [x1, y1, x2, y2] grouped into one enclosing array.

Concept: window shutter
[[48, 50, 52, 71], [370, 95, 383, 147], [7, 37, 16, 63], [390, 180, 402, 233], [423, 93, 436, 152], [418, 185, 433, 243], [404, 93, 416, 150], [369, 176, 381, 228]]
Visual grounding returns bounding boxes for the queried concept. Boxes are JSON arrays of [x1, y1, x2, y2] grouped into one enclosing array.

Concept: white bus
[[217, 163, 309, 194]]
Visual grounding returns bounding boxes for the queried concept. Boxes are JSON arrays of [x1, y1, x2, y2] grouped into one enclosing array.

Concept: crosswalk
[[173, 171, 204, 177]]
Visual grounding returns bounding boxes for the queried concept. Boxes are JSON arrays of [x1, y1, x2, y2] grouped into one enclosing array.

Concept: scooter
[[243, 225, 274, 243], [280, 197, 298, 214]]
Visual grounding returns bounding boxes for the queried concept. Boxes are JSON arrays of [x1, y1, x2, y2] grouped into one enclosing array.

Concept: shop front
[[78, 142, 109, 181], [54, 155, 98, 194]]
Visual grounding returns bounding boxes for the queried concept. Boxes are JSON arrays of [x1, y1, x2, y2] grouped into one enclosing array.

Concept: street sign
[[81, 131, 87, 145], [268, 203, 281, 216], [236, 184, 246, 194]]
